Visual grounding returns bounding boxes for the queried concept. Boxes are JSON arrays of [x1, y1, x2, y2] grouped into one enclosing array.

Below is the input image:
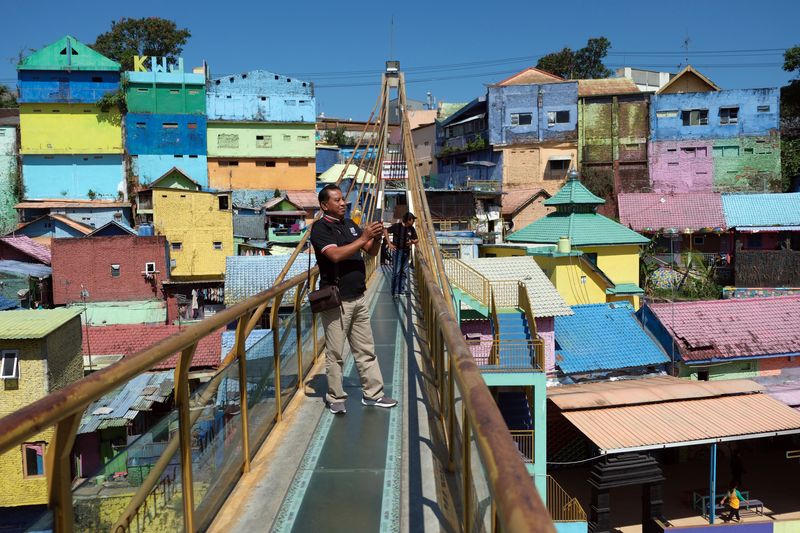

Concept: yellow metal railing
[[547, 475, 587, 522], [444, 257, 491, 305], [466, 339, 545, 372], [510, 430, 535, 463]]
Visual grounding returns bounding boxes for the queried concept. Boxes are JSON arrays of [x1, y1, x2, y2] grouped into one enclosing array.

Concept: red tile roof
[[501, 188, 550, 215], [618, 193, 726, 232], [82, 324, 224, 370], [648, 296, 800, 361], [0, 235, 52, 265], [494, 67, 565, 86], [578, 78, 640, 97], [285, 190, 319, 209]]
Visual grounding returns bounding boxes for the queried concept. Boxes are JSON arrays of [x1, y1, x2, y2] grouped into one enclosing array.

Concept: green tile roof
[[19, 35, 120, 71], [507, 212, 650, 246], [544, 175, 605, 206], [0, 308, 82, 339]]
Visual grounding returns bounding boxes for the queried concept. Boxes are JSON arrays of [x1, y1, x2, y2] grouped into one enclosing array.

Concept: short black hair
[[318, 184, 341, 203], [402, 212, 416, 222]]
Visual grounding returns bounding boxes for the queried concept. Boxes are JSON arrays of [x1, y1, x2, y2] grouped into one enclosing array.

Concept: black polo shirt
[[388, 222, 418, 250], [310, 214, 366, 300]]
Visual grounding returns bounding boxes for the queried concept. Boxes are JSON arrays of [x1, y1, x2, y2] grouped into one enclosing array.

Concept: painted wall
[[132, 154, 208, 187], [650, 88, 780, 141], [153, 190, 233, 278], [0, 126, 18, 234], [14, 217, 88, 242], [678, 360, 759, 380], [126, 114, 207, 155], [649, 138, 781, 193], [208, 158, 315, 191], [22, 154, 125, 200], [554, 522, 588, 533], [0, 318, 82, 507], [537, 316, 556, 375], [39, 207, 131, 229], [580, 245, 641, 287], [125, 71, 206, 114], [207, 122, 315, 158], [19, 104, 122, 154], [535, 255, 609, 308], [315, 146, 339, 175], [17, 70, 120, 103], [434, 148, 503, 189], [207, 70, 314, 123], [52, 235, 169, 304], [500, 145, 574, 192], [488, 82, 579, 146]]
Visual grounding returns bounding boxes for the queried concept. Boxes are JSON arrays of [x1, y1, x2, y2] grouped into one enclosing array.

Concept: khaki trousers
[[320, 294, 385, 403]]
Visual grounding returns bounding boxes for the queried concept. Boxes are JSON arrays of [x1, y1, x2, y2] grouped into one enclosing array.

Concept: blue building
[[206, 70, 315, 123], [22, 155, 125, 200], [315, 146, 339, 176], [15, 199, 133, 230]]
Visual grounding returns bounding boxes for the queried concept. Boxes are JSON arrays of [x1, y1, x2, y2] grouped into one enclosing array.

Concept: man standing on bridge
[[385, 212, 418, 298], [310, 184, 398, 415]]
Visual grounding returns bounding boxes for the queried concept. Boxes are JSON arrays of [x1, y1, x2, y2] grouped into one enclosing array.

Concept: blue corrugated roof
[[554, 303, 669, 374], [722, 193, 800, 228], [220, 329, 273, 361], [0, 296, 20, 310], [224, 255, 315, 305]]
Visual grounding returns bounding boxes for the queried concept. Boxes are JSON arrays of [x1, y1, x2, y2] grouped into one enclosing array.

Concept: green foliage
[[580, 167, 614, 201], [438, 134, 486, 157], [536, 37, 612, 79], [10, 164, 24, 201], [92, 17, 191, 71], [781, 137, 800, 190], [0, 84, 17, 108], [97, 77, 128, 114], [323, 125, 351, 146], [784, 45, 800, 75], [87, 189, 98, 200], [273, 188, 282, 199]]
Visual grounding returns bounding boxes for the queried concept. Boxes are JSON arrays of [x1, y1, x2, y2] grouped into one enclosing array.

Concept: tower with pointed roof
[[17, 36, 124, 201], [507, 170, 649, 308]]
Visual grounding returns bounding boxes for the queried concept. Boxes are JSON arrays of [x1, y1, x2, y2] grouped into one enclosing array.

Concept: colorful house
[[553, 302, 669, 381], [18, 36, 124, 200], [487, 68, 577, 197], [507, 170, 649, 308], [14, 199, 132, 229], [0, 109, 19, 234], [136, 168, 232, 280], [206, 70, 316, 191], [12, 213, 93, 244], [0, 308, 83, 507], [642, 296, 800, 381], [649, 65, 781, 193], [577, 78, 649, 216]]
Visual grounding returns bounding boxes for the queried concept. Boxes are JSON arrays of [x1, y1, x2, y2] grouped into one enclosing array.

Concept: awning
[[735, 226, 800, 233], [549, 376, 800, 454], [448, 113, 485, 127], [462, 161, 496, 168], [548, 155, 573, 161]]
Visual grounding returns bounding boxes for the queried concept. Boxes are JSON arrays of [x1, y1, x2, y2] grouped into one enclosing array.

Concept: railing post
[[295, 280, 307, 385], [272, 292, 285, 421], [175, 343, 197, 532], [448, 355, 456, 471], [234, 313, 252, 472], [47, 411, 81, 533], [462, 403, 472, 533]]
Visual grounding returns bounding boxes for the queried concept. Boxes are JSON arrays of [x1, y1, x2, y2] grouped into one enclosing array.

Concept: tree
[[536, 37, 612, 79], [784, 45, 800, 76], [92, 17, 191, 71], [323, 125, 351, 146], [0, 84, 17, 108], [782, 46, 800, 190]]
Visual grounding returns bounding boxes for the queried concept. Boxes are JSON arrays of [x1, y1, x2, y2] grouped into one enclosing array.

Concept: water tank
[[557, 236, 571, 254], [138, 224, 154, 237]]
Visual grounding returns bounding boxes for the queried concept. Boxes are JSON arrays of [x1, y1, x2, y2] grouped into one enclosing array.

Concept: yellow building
[[141, 168, 234, 279], [0, 308, 83, 507], [19, 103, 123, 154], [503, 170, 649, 308]]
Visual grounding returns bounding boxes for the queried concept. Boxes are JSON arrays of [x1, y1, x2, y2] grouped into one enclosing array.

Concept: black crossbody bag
[[307, 227, 343, 314]]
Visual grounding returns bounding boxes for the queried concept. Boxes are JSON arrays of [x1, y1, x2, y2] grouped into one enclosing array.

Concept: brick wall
[[52, 235, 168, 304]]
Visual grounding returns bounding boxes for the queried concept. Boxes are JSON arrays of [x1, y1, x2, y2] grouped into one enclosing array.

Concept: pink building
[[648, 140, 714, 193]]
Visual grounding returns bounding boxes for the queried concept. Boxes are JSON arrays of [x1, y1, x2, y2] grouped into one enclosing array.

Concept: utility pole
[[80, 285, 92, 372]]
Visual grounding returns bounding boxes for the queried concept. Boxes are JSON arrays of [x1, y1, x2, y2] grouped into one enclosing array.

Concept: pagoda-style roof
[[18, 35, 120, 72], [544, 170, 605, 207]]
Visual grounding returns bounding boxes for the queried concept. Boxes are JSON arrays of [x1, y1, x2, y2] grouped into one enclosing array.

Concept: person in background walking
[[310, 184, 398, 415], [386, 212, 418, 298], [720, 483, 744, 523]]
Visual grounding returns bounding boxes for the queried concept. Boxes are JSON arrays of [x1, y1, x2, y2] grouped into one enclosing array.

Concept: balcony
[[510, 429, 535, 463]]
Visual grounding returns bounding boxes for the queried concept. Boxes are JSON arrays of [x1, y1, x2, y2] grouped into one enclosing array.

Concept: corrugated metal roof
[[78, 371, 173, 434], [722, 193, 800, 228], [459, 256, 572, 318], [507, 212, 650, 246], [548, 376, 761, 410], [618, 193, 726, 232], [0, 236, 52, 265], [224, 255, 314, 305], [544, 177, 605, 206], [68, 300, 166, 326], [561, 392, 800, 453], [0, 308, 82, 339], [234, 214, 267, 240], [554, 303, 670, 374], [0, 260, 53, 278], [578, 78, 641, 97]]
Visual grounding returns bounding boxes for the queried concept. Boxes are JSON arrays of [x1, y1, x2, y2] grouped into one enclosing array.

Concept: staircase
[[497, 391, 533, 430]]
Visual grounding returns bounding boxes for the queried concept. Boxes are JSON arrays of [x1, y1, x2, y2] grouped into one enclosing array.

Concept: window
[[91, 76, 103, 82], [693, 236, 705, 246], [284, 99, 297, 106], [188, 89, 200, 95], [162, 123, 178, 129], [681, 109, 708, 126], [218, 134, 239, 148], [1, 350, 18, 379], [697, 370, 710, 381], [256, 135, 272, 148], [174, 154, 184, 158], [719, 107, 739, 125], [510, 113, 532, 126], [171, 242, 183, 251], [260, 96, 267, 101], [656, 110, 678, 118], [22, 443, 45, 478], [549, 160, 570, 171], [681, 147, 696, 157], [136, 88, 149, 93], [83, 108, 91, 113], [111, 264, 120, 277], [145, 262, 156, 273], [218, 160, 239, 167], [667, 148, 677, 153], [283, 135, 291, 141], [289, 161, 308, 167], [213, 241, 223, 250], [136, 122, 146, 128], [218, 196, 230, 210], [744, 147, 754, 154], [187, 123, 197, 129], [757, 105, 770, 112], [547, 110, 570, 126], [169, 89, 180, 95], [297, 135, 310, 141], [255, 161, 276, 167]]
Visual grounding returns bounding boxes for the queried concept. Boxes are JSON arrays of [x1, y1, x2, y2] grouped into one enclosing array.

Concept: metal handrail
[[509, 430, 535, 463], [518, 282, 546, 370], [546, 475, 587, 522], [444, 257, 491, 305]]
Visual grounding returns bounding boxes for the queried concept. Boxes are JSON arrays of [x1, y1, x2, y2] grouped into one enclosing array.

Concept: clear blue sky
[[1, 0, 798, 119]]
